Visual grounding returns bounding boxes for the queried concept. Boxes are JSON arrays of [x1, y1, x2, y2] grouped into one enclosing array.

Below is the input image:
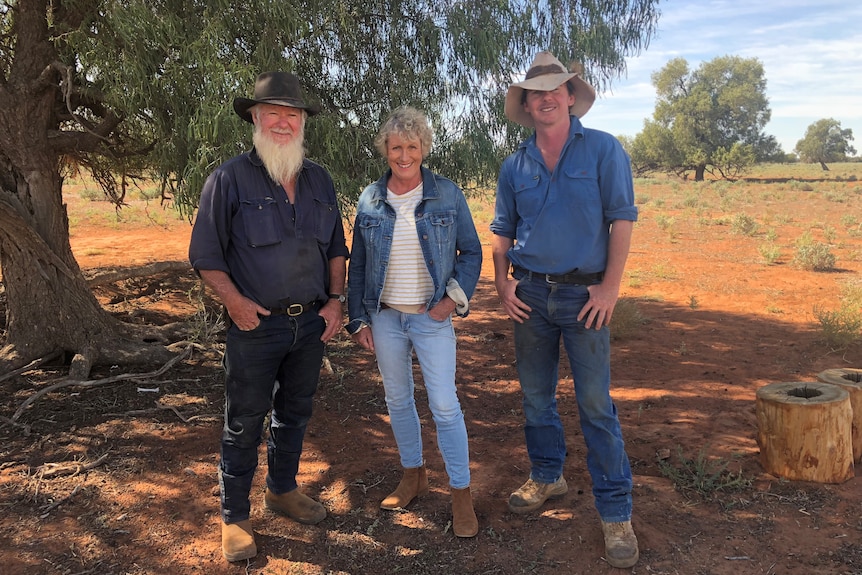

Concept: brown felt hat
[[233, 71, 320, 123], [504, 51, 596, 127]]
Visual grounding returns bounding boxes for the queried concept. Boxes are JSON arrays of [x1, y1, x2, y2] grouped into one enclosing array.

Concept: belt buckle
[[287, 303, 304, 316], [543, 274, 557, 284]]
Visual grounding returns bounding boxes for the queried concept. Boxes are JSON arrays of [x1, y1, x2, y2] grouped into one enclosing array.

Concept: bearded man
[[189, 71, 349, 563]]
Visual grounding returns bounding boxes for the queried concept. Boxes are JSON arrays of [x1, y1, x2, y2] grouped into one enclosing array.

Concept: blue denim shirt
[[346, 167, 482, 334], [491, 116, 637, 275]]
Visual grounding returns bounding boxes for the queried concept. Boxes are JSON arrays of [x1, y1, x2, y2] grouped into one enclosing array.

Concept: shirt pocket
[[356, 213, 383, 246], [313, 198, 339, 243], [512, 173, 546, 219], [240, 197, 281, 247], [561, 166, 600, 204], [427, 211, 456, 248]]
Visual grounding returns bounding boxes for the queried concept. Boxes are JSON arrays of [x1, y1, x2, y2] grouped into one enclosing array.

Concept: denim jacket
[[346, 167, 482, 334]]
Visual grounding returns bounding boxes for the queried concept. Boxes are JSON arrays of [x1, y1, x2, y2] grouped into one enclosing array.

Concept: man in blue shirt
[[189, 72, 349, 563], [490, 52, 639, 569]]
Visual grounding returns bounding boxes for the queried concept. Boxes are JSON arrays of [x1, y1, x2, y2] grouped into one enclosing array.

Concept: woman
[[346, 107, 482, 537]]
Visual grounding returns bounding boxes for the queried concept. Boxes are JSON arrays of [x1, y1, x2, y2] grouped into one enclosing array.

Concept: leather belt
[[269, 301, 320, 317], [513, 266, 604, 285]]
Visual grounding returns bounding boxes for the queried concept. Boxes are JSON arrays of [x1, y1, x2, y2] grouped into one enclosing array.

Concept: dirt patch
[[2, 179, 862, 575]]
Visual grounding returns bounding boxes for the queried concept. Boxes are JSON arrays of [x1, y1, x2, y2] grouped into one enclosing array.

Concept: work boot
[[451, 486, 479, 537], [222, 520, 256, 562], [508, 476, 568, 514], [601, 520, 639, 569], [380, 465, 429, 510], [264, 488, 326, 524]]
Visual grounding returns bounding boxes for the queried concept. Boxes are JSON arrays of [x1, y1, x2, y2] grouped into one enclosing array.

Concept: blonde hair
[[374, 106, 433, 159]]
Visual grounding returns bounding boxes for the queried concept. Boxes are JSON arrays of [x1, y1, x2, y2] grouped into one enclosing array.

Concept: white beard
[[253, 124, 306, 184]]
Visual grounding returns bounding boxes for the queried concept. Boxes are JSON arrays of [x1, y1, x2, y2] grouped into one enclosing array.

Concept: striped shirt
[[380, 183, 434, 310]]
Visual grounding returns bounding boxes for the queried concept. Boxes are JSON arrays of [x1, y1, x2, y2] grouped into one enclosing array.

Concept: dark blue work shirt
[[189, 149, 349, 309]]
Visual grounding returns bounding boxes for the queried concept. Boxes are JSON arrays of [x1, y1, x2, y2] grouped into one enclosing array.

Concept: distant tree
[[752, 134, 787, 163], [795, 119, 856, 170], [629, 56, 773, 180], [0, 0, 660, 377]]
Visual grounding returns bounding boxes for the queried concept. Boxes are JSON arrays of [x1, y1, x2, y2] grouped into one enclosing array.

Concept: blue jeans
[[219, 311, 326, 524], [371, 308, 471, 488], [513, 273, 633, 522]]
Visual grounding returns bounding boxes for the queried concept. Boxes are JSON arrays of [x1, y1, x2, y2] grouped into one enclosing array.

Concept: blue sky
[[585, 0, 862, 155]]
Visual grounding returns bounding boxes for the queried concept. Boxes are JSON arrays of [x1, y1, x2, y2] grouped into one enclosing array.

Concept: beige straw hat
[[504, 51, 596, 127]]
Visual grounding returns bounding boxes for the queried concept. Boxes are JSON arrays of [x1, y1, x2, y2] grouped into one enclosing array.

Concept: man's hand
[[226, 297, 270, 331], [579, 282, 620, 330], [318, 299, 343, 342], [495, 277, 531, 323]]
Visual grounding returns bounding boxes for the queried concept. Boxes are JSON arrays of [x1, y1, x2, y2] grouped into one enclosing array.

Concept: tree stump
[[817, 369, 862, 462], [756, 381, 854, 483]]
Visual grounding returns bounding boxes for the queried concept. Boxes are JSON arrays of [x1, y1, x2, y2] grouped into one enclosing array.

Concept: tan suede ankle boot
[[222, 519, 256, 562], [264, 488, 326, 524], [451, 486, 478, 537], [380, 465, 428, 509]]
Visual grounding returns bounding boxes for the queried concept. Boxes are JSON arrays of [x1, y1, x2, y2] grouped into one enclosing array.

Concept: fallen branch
[[35, 450, 111, 479], [0, 414, 32, 435], [7, 345, 193, 424], [104, 400, 222, 423], [0, 349, 64, 384], [40, 482, 84, 515], [85, 260, 190, 287]]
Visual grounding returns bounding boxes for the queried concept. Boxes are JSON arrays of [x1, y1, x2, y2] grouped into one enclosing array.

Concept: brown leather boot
[[451, 486, 478, 538], [264, 488, 327, 524], [222, 519, 256, 562], [380, 465, 429, 509]]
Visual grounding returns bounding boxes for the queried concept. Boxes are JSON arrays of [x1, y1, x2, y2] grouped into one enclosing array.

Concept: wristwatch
[[329, 293, 346, 304]]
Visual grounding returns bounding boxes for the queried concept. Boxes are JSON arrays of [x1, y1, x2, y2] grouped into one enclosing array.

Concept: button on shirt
[[490, 116, 637, 275], [189, 149, 349, 309]]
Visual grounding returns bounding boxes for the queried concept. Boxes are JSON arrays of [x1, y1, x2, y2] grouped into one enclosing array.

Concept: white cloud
[[585, 0, 862, 152]]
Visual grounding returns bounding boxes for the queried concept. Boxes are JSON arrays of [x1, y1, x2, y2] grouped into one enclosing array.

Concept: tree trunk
[[819, 160, 830, 171], [0, 174, 175, 377], [756, 381, 854, 484], [817, 369, 862, 462], [0, 1, 175, 377], [694, 165, 705, 181]]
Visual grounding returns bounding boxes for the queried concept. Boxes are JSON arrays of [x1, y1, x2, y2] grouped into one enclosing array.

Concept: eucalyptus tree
[[630, 56, 772, 181], [0, 0, 660, 377], [795, 118, 856, 170]]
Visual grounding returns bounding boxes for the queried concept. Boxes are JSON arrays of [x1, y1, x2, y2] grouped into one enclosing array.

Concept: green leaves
[[27, 0, 661, 208], [795, 118, 856, 169], [632, 56, 773, 181]]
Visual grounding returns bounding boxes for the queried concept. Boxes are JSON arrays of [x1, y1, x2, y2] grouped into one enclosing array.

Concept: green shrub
[[759, 243, 781, 265], [611, 298, 647, 340], [654, 214, 676, 238], [658, 448, 751, 499], [730, 213, 759, 236], [814, 304, 862, 349], [792, 233, 836, 270], [79, 187, 106, 202]]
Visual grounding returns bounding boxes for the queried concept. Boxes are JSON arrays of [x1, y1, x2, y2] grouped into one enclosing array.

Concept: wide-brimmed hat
[[504, 51, 596, 127], [233, 71, 320, 123]]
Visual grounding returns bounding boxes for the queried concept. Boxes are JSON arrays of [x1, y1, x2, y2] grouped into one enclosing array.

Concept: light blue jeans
[[370, 308, 471, 488], [513, 272, 633, 522]]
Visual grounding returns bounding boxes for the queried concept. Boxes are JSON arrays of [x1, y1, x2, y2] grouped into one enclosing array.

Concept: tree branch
[[7, 345, 194, 425]]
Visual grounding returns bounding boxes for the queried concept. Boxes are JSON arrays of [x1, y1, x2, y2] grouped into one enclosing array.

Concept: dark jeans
[[219, 311, 325, 524]]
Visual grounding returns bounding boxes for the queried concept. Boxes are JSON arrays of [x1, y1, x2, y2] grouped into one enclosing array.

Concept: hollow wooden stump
[[756, 381, 854, 483], [817, 368, 862, 462]]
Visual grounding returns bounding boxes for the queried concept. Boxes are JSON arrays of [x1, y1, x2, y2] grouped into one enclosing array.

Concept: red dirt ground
[[2, 175, 862, 575]]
